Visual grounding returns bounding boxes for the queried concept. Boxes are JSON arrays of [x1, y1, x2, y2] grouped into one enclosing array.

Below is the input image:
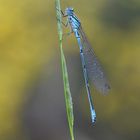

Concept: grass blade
[[55, 1, 74, 140]]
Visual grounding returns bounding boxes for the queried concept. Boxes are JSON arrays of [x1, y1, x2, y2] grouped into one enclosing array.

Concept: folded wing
[[79, 27, 110, 95]]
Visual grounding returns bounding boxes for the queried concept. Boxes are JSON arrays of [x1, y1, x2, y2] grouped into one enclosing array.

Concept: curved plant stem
[[55, 1, 74, 140]]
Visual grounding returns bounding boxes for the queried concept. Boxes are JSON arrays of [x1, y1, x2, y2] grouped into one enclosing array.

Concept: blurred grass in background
[[0, 0, 140, 140]]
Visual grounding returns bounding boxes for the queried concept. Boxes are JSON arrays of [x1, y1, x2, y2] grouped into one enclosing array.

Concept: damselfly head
[[65, 7, 74, 15]]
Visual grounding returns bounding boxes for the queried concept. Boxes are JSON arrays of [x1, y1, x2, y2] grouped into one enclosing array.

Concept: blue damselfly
[[60, 7, 110, 124]]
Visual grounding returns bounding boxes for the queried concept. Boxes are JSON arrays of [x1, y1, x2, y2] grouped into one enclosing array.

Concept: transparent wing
[[79, 27, 110, 95]]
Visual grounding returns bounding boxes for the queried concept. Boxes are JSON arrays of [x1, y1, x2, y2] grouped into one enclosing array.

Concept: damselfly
[[60, 7, 110, 124]]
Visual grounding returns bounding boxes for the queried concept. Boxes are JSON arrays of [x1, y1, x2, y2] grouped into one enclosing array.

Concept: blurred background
[[0, 0, 140, 140]]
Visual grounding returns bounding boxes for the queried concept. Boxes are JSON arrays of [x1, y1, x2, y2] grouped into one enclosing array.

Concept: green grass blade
[[55, 1, 74, 140]]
